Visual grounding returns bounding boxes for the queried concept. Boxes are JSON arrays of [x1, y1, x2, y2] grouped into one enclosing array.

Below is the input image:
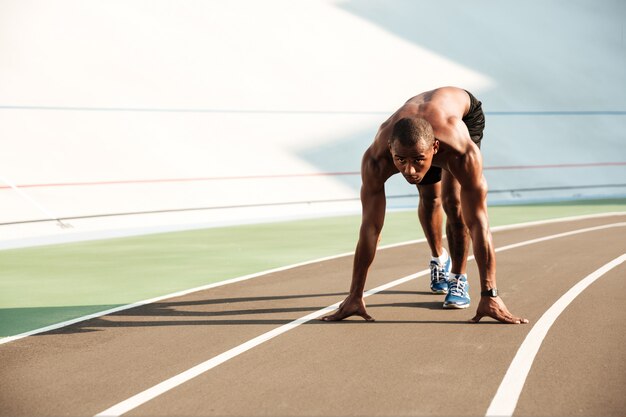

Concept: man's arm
[[451, 145, 529, 324], [454, 151, 495, 291], [321, 155, 387, 321], [350, 182, 386, 295]]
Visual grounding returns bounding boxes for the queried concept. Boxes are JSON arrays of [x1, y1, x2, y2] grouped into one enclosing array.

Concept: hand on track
[[321, 295, 375, 322], [470, 296, 529, 324]]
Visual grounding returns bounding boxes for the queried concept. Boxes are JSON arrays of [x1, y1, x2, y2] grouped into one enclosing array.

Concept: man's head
[[388, 117, 439, 184]]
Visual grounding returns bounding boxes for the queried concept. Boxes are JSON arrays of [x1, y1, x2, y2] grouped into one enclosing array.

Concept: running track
[[1, 214, 625, 416]]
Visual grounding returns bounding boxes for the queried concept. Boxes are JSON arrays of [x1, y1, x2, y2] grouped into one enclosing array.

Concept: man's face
[[389, 140, 438, 184]]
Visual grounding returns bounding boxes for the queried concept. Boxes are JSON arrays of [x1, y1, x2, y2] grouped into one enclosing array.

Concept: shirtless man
[[322, 86, 528, 324]]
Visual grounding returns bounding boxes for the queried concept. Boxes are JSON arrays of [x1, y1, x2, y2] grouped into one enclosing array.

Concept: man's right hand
[[320, 294, 375, 322]]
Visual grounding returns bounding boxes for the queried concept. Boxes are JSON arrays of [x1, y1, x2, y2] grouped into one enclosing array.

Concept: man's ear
[[433, 139, 440, 154]]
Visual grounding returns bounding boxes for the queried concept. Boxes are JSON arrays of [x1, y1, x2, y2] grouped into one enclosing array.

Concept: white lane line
[[2, 212, 624, 346], [93, 299, 343, 417], [93, 267, 431, 417], [486, 253, 626, 417], [94, 221, 626, 417]]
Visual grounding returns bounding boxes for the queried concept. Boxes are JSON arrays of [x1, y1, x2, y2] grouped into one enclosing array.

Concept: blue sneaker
[[429, 256, 451, 294], [443, 274, 470, 309]]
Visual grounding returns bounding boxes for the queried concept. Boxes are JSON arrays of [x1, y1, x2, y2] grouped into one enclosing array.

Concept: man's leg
[[441, 171, 471, 308], [417, 182, 444, 258], [441, 171, 469, 274], [417, 182, 450, 294]]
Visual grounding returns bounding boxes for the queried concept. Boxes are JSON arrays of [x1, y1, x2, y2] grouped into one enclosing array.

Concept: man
[[322, 86, 528, 324]]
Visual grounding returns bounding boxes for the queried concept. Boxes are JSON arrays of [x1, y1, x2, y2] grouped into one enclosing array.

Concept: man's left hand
[[470, 296, 529, 324]]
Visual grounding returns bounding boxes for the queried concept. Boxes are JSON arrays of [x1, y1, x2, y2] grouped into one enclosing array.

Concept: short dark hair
[[390, 117, 434, 148]]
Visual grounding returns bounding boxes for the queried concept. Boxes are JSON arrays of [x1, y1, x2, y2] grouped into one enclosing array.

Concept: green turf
[[0, 305, 121, 336], [1, 198, 625, 337]]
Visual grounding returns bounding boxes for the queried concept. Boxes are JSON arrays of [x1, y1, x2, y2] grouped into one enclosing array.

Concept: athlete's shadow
[[112, 292, 348, 319], [36, 290, 460, 335]]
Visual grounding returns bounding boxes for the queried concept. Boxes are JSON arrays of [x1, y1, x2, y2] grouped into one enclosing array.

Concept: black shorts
[[419, 90, 485, 185]]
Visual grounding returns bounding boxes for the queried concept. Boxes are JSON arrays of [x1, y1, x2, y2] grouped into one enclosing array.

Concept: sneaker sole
[[443, 303, 470, 309], [431, 289, 448, 294]]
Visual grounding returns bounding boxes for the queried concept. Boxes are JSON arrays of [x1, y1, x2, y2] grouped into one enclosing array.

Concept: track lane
[[0, 215, 624, 416], [513, 262, 626, 416], [119, 220, 626, 416]]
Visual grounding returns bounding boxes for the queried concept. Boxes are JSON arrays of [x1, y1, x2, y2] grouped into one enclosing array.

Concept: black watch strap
[[481, 288, 498, 297]]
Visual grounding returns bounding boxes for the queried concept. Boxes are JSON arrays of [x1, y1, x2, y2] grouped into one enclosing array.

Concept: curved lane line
[[486, 253, 626, 417], [95, 222, 626, 417]]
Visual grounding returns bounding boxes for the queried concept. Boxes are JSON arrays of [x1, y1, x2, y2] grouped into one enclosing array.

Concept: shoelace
[[430, 262, 446, 283], [448, 277, 467, 296]]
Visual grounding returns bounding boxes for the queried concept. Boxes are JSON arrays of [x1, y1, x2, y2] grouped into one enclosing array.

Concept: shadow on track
[[34, 290, 470, 335]]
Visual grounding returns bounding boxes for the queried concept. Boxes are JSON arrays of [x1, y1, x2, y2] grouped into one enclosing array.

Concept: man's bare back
[[362, 87, 481, 191]]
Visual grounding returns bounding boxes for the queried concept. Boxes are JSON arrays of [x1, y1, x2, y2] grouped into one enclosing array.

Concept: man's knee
[[419, 194, 442, 212], [442, 194, 463, 221], [418, 183, 442, 211]]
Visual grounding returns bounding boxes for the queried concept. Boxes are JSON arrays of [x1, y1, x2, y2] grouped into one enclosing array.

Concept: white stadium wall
[[1, 0, 625, 241]]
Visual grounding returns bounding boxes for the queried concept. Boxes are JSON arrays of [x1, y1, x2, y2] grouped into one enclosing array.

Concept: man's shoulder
[[362, 145, 387, 171], [362, 145, 395, 184], [443, 142, 484, 186]]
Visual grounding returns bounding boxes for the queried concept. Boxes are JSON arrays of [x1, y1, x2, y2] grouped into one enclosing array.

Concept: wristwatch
[[481, 288, 498, 297]]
